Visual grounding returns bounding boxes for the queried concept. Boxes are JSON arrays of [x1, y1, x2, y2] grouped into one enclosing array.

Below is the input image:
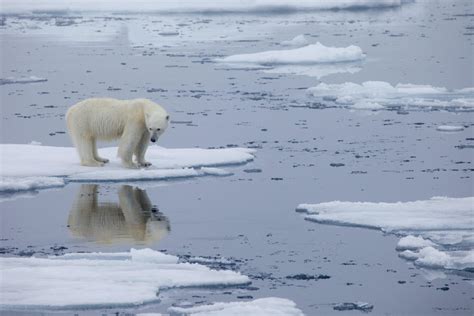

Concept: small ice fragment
[[333, 302, 374, 312], [436, 125, 464, 132], [280, 35, 309, 47]]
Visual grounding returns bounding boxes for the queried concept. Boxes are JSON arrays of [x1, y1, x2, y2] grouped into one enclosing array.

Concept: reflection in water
[[68, 185, 170, 244]]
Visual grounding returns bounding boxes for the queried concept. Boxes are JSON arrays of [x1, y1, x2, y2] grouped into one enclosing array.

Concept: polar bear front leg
[[92, 138, 109, 164], [135, 131, 152, 167], [118, 124, 142, 169]]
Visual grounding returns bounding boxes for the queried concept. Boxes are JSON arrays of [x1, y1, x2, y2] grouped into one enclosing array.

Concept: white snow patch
[[217, 42, 365, 66], [217, 42, 365, 78], [400, 247, 474, 270], [0, 76, 47, 85], [1, 0, 412, 14], [0, 248, 250, 308], [396, 236, 436, 251], [308, 81, 474, 111], [280, 35, 309, 47], [168, 297, 304, 316], [0, 176, 65, 193], [0, 144, 255, 192], [436, 125, 465, 132], [200, 167, 233, 176], [263, 63, 362, 79], [297, 197, 474, 271]]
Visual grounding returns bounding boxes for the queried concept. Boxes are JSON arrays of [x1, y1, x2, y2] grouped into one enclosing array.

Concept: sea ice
[[297, 197, 474, 271], [0, 144, 255, 192], [217, 42, 365, 78], [0, 176, 65, 193], [333, 302, 374, 312], [168, 297, 304, 316], [280, 35, 309, 47], [0, 76, 47, 85], [0, 248, 250, 308], [436, 125, 465, 132], [1, 0, 412, 14], [216, 42, 365, 66], [308, 81, 474, 111]]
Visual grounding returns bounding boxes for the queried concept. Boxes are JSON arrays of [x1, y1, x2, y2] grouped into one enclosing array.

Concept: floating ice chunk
[[217, 42, 365, 66], [297, 197, 473, 232], [0, 176, 65, 193], [188, 256, 234, 265], [400, 247, 474, 271], [200, 167, 233, 176], [333, 302, 374, 312], [308, 81, 474, 111], [1, 0, 412, 14], [436, 125, 465, 132], [297, 197, 474, 271], [280, 35, 309, 47], [349, 100, 384, 110], [0, 76, 47, 85], [168, 297, 304, 316], [0, 248, 250, 308], [0, 144, 255, 192], [263, 63, 362, 79], [396, 236, 436, 251]]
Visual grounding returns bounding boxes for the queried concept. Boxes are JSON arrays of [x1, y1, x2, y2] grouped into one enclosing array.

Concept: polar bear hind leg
[[73, 134, 104, 167]]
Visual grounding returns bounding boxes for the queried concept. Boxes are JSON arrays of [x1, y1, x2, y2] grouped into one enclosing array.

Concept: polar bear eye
[[166, 115, 170, 120]]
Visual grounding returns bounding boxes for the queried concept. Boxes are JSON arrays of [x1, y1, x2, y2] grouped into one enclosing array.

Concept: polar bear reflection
[[68, 185, 170, 244]]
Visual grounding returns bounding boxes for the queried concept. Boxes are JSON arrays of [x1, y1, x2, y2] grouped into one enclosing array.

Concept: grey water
[[1, 0, 473, 314]]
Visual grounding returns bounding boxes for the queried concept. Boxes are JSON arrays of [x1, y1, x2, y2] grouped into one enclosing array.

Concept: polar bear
[[66, 98, 169, 168]]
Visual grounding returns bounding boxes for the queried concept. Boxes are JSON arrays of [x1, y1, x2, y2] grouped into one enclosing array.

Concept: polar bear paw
[[138, 161, 152, 168], [81, 160, 105, 167]]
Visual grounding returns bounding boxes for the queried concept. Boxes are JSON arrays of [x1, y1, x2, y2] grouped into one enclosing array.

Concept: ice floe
[[1, 0, 412, 14], [168, 297, 304, 316], [296, 197, 474, 272], [0, 144, 255, 192], [0, 248, 250, 308], [217, 42, 365, 78], [217, 42, 365, 66], [0, 76, 47, 85], [308, 81, 474, 111], [436, 125, 465, 132]]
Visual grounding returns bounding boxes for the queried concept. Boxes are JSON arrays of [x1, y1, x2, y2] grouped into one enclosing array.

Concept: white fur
[[66, 98, 169, 168]]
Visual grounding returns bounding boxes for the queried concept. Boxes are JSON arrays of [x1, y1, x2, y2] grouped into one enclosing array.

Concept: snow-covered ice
[[216, 42, 365, 78], [0, 248, 250, 308], [0, 144, 255, 192], [217, 42, 365, 66], [308, 81, 474, 111], [0, 176, 65, 193], [168, 297, 304, 316], [436, 125, 465, 132], [297, 197, 474, 271], [280, 35, 309, 47], [0, 76, 47, 85], [1, 0, 412, 14]]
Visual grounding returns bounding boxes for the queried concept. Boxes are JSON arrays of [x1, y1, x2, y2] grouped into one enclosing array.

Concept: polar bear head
[[144, 103, 169, 143]]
